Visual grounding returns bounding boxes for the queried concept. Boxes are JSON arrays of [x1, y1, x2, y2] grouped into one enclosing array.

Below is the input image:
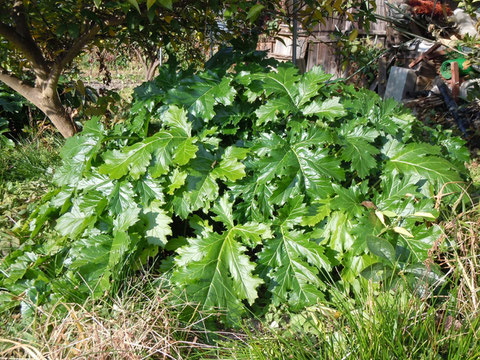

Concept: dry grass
[[440, 201, 480, 317], [467, 160, 480, 186], [0, 276, 220, 360], [1, 198, 479, 359]]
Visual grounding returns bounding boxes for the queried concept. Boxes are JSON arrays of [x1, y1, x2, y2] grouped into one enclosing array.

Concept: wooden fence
[[257, 0, 388, 76]]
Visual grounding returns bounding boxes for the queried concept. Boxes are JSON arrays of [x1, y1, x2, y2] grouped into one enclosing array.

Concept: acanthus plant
[[0, 50, 471, 323]]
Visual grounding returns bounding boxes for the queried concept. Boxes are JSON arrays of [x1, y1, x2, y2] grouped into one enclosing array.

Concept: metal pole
[[292, 0, 297, 65], [210, 27, 214, 58]]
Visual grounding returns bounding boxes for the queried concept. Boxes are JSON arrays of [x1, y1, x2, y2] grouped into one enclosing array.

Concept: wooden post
[[378, 56, 387, 98], [451, 61, 460, 100], [292, 0, 297, 65]]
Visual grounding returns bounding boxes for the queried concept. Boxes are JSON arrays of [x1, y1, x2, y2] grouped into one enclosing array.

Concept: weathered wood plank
[[258, 0, 388, 76]]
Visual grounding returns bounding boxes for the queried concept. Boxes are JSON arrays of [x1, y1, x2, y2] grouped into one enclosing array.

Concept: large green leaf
[[255, 97, 294, 126], [302, 97, 346, 120], [259, 229, 330, 309], [172, 197, 270, 322], [113, 205, 140, 233], [211, 195, 235, 228], [367, 236, 395, 263], [331, 184, 365, 218], [295, 66, 331, 107], [55, 193, 105, 238], [319, 211, 354, 255], [275, 195, 307, 229], [340, 125, 379, 179], [211, 146, 248, 182], [100, 131, 174, 179], [173, 137, 198, 166], [142, 200, 172, 247], [167, 169, 187, 195], [251, 132, 344, 201], [135, 177, 164, 206], [163, 105, 192, 137], [386, 143, 463, 195], [293, 146, 345, 196], [109, 181, 137, 215], [69, 235, 112, 269], [54, 119, 104, 186], [261, 63, 300, 102], [398, 225, 442, 262], [253, 134, 295, 184], [183, 173, 218, 214], [60, 134, 99, 164], [167, 74, 236, 121], [230, 180, 274, 222], [68, 232, 133, 296], [172, 232, 260, 321]]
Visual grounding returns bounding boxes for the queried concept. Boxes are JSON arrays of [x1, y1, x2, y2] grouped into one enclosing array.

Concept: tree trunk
[[0, 69, 76, 137], [146, 59, 160, 81], [0, 3, 125, 138], [37, 91, 76, 138], [133, 48, 149, 81], [133, 48, 160, 81]]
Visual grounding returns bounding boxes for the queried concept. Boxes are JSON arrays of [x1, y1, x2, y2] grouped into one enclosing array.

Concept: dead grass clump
[[0, 276, 218, 359], [440, 202, 480, 317]]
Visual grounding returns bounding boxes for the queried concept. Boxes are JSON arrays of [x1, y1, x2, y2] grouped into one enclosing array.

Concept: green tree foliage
[[1, 51, 469, 323], [0, 0, 378, 138], [0, 0, 265, 137]]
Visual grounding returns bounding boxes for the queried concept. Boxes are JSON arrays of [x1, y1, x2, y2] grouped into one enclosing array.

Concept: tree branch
[[0, 3, 49, 77], [50, 15, 125, 85], [133, 47, 148, 72], [13, 0, 31, 38], [0, 23, 49, 75], [0, 66, 40, 104]]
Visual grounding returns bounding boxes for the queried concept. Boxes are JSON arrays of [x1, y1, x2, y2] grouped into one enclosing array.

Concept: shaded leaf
[[367, 236, 395, 263], [246, 4, 265, 22]]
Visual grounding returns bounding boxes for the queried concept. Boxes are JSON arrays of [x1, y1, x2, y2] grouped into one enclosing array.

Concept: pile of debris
[[378, 0, 480, 149]]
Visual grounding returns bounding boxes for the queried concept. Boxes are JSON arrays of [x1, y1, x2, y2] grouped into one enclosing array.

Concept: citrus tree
[[0, 0, 376, 138], [0, 0, 271, 137]]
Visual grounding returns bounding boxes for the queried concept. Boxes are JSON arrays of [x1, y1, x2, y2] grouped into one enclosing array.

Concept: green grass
[[195, 279, 480, 360], [0, 275, 210, 359], [0, 133, 62, 182], [2, 272, 479, 359], [0, 132, 62, 254]]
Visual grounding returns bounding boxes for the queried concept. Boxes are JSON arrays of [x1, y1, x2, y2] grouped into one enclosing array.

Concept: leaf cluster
[[0, 50, 471, 323]]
